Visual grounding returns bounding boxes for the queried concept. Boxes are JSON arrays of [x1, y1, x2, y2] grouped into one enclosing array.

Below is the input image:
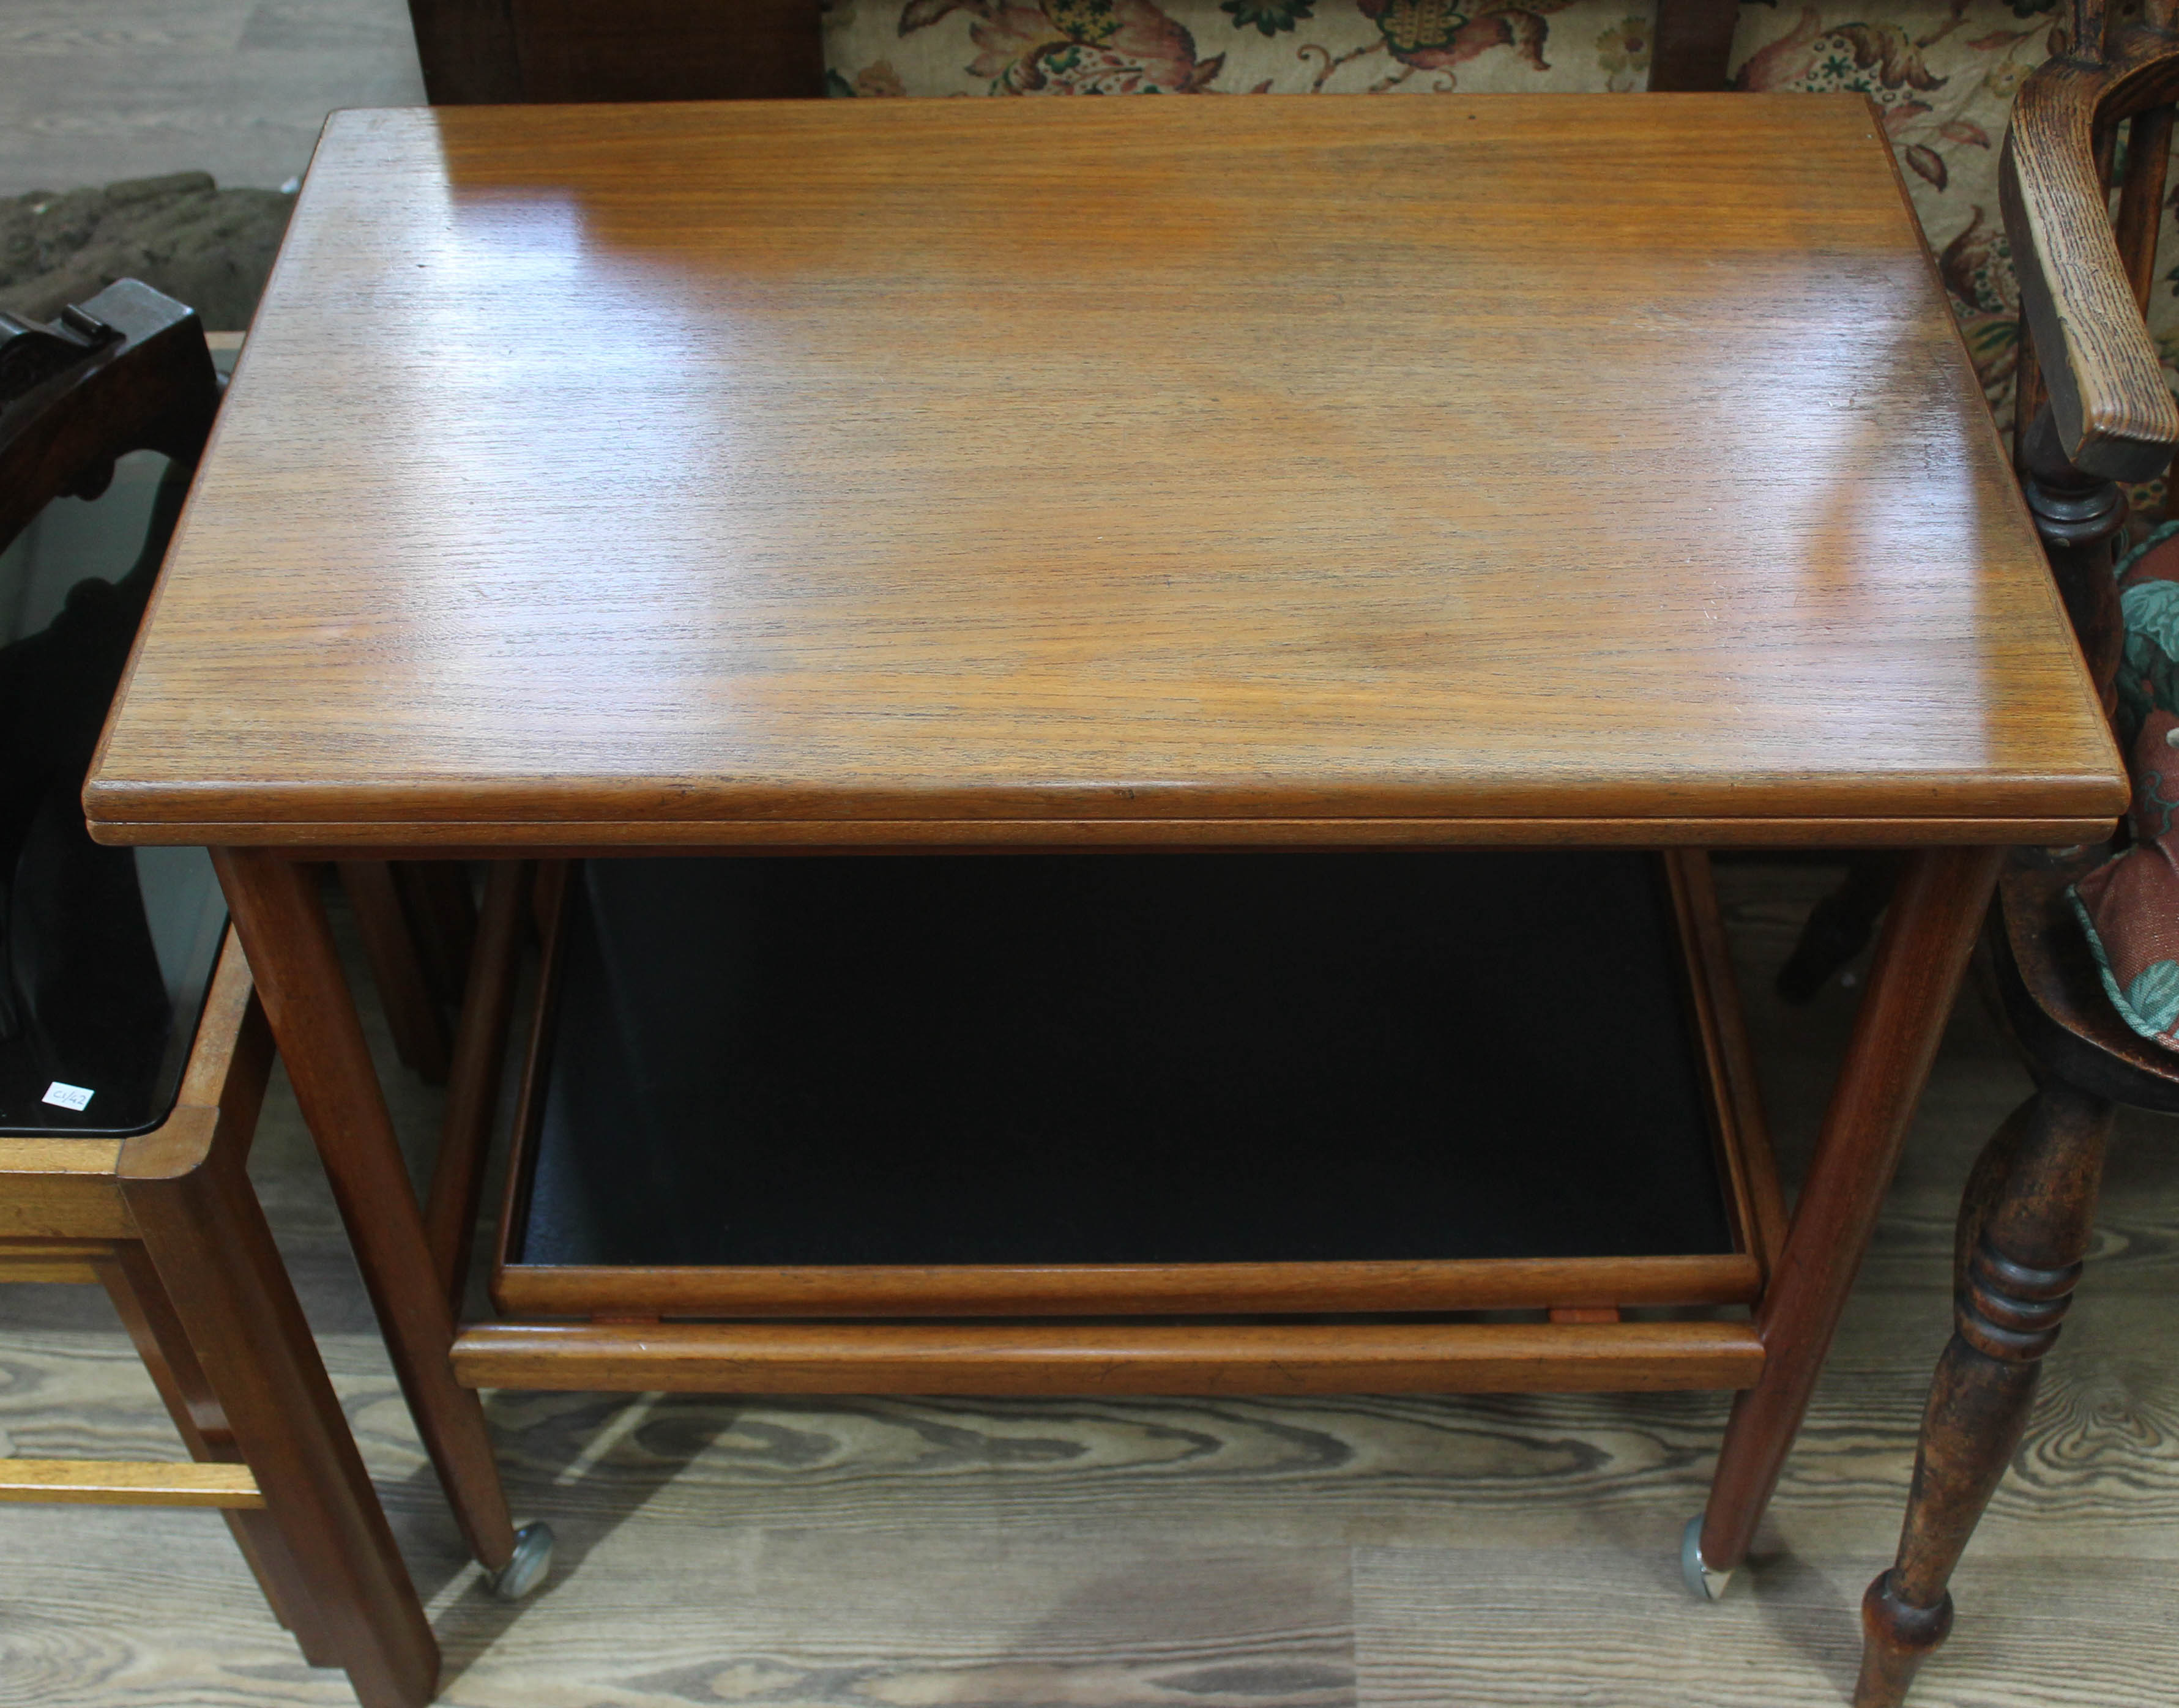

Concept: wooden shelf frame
[[463, 850, 1784, 1395]]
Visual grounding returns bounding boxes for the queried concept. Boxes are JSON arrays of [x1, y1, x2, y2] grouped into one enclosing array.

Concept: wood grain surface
[[0, 1456, 261, 1506], [2001, 29, 2179, 481], [9, 866, 2179, 1706], [447, 1319, 1766, 1396], [86, 95, 2126, 850], [0, 1168, 129, 1241], [0, 1241, 107, 1285], [491, 1254, 1767, 1320]]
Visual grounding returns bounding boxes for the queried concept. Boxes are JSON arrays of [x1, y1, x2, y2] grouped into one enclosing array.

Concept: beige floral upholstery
[[822, 0, 2177, 452]]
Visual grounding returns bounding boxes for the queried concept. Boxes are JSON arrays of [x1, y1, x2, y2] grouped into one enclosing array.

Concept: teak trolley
[[86, 95, 2126, 1608]]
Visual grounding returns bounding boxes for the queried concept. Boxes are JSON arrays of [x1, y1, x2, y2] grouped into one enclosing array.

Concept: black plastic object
[[515, 851, 1734, 1270], [0, 457, 226, 1137]]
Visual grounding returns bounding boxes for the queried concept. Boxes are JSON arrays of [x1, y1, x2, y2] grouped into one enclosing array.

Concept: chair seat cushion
[[2073, 525, 2179, 1049]]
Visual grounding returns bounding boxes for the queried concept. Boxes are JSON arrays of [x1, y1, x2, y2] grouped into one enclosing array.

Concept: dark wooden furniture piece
[[1649, 0, 1741, 92], [1, 287, 436, 1707], [405, 0, 826, 103], [83, 95, 2126, 1610], [1854, 6, 2179, 1703], [401, 0, 1734, 104]]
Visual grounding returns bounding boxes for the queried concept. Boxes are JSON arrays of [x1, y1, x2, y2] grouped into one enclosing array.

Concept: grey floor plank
[[0, 0, 422, 193], [1354, 1540, 2179, 1708]]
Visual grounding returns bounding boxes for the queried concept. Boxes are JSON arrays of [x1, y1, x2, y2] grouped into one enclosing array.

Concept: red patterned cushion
[[2073, 529, 2179, 1049]]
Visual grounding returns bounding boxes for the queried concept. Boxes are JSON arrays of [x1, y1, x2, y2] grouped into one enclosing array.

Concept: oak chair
[[0, 285, 438, 1706], [1853, 6, 2179, 1702]]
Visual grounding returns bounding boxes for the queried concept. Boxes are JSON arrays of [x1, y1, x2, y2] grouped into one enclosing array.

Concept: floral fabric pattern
[[822, 0, 2179, 448]]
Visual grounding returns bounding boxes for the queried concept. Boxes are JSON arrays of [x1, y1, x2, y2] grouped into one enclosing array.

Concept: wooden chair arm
[[2003, 23, 2179, 481]]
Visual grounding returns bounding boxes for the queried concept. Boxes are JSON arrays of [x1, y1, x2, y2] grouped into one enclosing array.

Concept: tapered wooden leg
[[1853, 1079, 2112, 1707], [340, 861, 453, 1085], [118, 1116, 439, 1708], [1692, 845, 2003, 1591], [423, 861, 532, 1312], [395, 862, 479, 1012], [215, 848, 520, 1572], [98, 1244, 339, 1665], [1775, 853, 1903, 1004]]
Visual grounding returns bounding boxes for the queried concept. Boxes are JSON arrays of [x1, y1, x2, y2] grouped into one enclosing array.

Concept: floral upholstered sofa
[[819, 0, 2160, 459]]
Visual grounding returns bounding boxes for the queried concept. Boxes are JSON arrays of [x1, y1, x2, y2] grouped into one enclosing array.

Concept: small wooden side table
[[86, 94, 2127, 1605], [0, 936, 436, 1708]]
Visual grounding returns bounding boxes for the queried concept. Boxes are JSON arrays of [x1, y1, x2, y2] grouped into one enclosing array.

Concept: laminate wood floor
[[0, 0, 423, 195], [3, 865, 2176, 1706]]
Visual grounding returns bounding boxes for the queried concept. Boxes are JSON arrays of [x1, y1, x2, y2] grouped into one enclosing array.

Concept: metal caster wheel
[[1681, 1515, 1733, 1602], [486, 1521, 555, 1602]]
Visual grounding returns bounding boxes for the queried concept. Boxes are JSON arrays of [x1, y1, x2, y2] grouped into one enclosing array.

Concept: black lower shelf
[[509, 851, 1735, 1272]]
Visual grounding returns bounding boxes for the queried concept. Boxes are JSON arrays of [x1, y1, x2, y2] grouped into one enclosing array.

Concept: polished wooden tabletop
[[88, 95, 2126, 850]]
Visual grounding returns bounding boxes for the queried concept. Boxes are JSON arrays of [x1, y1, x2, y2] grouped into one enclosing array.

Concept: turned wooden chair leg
[[1855, 1078, 2113, 1707], [1953, 1094, 2032, 1302]]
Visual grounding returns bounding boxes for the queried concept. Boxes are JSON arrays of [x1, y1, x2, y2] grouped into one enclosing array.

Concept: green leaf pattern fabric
[[2122, 958, 2179, 1036], [2074, 527, 2179, 1054]]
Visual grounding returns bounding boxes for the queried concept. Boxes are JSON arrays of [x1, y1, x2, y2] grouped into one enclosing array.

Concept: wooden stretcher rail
[[0, 1458, 264, 1508], [0, 1239, 109, 1283], [495, 1253, 1768, 1319], [451, 1319, 1766, 1395]]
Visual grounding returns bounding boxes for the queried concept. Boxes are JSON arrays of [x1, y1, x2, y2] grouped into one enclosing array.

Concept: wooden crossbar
[[0, 1458, 264, 1508]]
